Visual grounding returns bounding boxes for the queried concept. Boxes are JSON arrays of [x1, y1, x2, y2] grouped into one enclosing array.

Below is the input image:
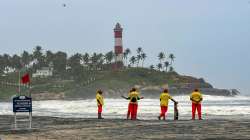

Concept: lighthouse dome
[[115, 23, 122, 29]]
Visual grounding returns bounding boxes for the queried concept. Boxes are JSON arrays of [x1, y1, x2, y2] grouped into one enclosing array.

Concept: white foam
[[1, 95, 250, 119]]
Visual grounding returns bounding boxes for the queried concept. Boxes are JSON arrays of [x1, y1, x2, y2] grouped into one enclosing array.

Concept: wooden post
[[174, 102, 179, 120]]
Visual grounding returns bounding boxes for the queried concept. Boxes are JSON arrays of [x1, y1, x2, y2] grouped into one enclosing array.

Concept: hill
[[0, 68, 238, 101]]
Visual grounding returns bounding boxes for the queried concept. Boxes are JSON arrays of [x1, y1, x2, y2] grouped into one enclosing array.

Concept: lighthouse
[[114, 23, 123, 68]]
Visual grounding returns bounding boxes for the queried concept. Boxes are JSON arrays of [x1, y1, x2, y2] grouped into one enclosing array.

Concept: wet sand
[[1, 115, 250, 140]]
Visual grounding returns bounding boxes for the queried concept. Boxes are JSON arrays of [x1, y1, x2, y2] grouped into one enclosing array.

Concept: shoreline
[[1, 115, 250, 140], [0, 93, 242, 102]]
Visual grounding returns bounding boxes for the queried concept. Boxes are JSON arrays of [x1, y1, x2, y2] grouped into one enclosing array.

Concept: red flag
[[21, 73, 30, 84]]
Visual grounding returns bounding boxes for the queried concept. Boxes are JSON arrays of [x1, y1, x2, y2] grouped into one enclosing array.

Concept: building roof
[[114, 23, 123, 30]]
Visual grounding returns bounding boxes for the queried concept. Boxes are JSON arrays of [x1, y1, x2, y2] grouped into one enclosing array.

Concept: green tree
[[157, 63, 162, 71], [136, 54, 142, 67], [169, 66, 174, 72], [2, 54, 10, 73], [96, 53, 104, 70], [33, 46, 45, 69], [90, 53, 99, 70], [68, 53, 82, 69], [0, 55, 4, 73], [136, 47, 143, 67], [11, 54, 22, 70], [82, 53, 90, 65], [68, 53, 83, 79], [136, 47, 142, 55], [141, 53, 147, 67], [21, 51, 31, 66], [164, 61, 170, 72], [129, 56, 136, 67], [149, 65, 154, 70], [158, 52, 165, 64], [169, 53, 175, 65], [45, 50, 54, 66], [105, 51, 114, 64], [53, 51, 67, 74], [124, 48, 131, 66]]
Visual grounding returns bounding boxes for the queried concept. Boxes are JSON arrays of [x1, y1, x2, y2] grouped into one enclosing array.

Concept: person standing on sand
[[122, 88, 143, 120], [96, 89, 104, 119], [158, 89, 178, 120], [190, 88, 203, 120]]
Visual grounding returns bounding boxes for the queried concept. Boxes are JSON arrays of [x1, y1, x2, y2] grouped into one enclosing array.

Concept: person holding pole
[[190, 88, 203, 120], [96, 89, 104, 119], [158, 88, 178, 120]]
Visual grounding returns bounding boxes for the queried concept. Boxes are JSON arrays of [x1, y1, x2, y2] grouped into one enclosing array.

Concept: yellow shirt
[[190, 92, 203, 104], [96, 93, 104, 106], [160, 93, 172, 107], [129, 91, 139, 104]]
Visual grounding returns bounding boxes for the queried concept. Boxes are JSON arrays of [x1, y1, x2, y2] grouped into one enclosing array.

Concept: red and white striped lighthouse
[[114, 23, 123, 63]]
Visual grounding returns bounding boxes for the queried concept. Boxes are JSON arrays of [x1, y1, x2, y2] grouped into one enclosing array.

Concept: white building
[[32, 67, 53, 78]]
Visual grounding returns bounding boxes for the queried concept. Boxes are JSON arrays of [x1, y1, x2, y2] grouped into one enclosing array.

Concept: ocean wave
[[1, 95, 250, 119]]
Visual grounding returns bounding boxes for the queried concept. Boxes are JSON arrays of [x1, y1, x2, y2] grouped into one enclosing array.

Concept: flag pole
[[29, 81, 31, 97], [18, 69, 21, 95]]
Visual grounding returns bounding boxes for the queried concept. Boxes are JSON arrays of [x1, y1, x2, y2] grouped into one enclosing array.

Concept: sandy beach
[[1, 115, 250, 140]]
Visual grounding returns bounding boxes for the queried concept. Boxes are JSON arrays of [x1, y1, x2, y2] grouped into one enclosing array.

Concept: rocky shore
[[1, 115, 250, 140]]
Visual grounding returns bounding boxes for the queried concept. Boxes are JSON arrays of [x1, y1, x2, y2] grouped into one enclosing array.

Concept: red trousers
[[128, 103, 138, 120], [98, 105, 102, 113], [192, 103, 201, 119], [160, 106, 168, 118], [127, 103, 131, 119]]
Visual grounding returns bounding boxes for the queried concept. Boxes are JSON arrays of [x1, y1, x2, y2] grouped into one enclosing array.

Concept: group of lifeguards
[[96, 88, 203, 120]]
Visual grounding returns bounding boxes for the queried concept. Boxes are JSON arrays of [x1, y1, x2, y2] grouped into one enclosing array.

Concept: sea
[[1, 95, 250, 120]]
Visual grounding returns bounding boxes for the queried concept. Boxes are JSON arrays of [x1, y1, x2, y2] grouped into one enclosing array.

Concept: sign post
[[13, 95, 32, 129]]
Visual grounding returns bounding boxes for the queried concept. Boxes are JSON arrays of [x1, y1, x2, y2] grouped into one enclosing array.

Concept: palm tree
[[68, 53, 82, 69], [136, 47, 143, 67], [169, 53, 175, 65], [136, 47, 142, 55], [105, 51, 114, 64], [45, 50, 54, 66], [0, 55, 4, 73], [21, 51, 31, 67], [53, 51, 67, 74], [149, 65, 154, 70], [136, 54, 142, 67], [2, 54, 10, 72], [33, 46, 45, 68], [164, 61, 170, 72], [96, 53, 104, 70], [83, 53, 90, 65], [169, 66, 174, 72], [129, 56, 136, 67], [11, 54, 22, 70], [141, 53, 147, 67], [158, 52, 165, 64], [91, 53, 98, 70], [157, 63, 162, 71], [123, 48, 131, 66]]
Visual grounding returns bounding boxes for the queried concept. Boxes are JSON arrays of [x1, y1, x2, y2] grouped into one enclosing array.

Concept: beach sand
[[1, 115, 250, 140]]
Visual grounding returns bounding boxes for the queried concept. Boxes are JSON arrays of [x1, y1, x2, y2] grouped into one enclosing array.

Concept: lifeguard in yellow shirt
[[158, 89, 178, 120], [122, 88, 144, 120], [96, 89, 104, 119], [190, 89, 203, 120]]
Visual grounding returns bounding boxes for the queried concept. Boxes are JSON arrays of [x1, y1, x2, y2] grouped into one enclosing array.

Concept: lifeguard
[[190, 89, 203, 120], [96, 89, 104, 119], [158, 89, 178, 120], [122, 88, 143, 120]]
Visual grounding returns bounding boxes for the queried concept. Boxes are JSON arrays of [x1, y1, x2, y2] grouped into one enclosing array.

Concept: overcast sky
[[0, 0, 249, 94]]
